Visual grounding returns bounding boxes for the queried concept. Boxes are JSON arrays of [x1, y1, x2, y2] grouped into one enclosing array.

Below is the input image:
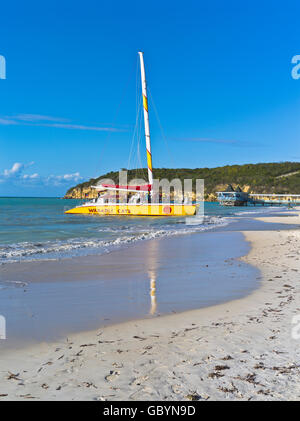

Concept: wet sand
[[0, 230, 258, 347]]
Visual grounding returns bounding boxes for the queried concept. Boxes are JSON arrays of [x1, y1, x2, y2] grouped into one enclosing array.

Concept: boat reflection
[[149, 271, 157, 315], [146, 240, 159, 315]]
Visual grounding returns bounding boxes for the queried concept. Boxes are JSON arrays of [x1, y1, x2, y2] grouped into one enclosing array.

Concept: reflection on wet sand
[[146, 240, 159, 315], [149, 274, 157, 315]]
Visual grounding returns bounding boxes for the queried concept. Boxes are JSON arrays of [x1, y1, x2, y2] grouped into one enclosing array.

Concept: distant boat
[[65, 52, 196, 217]]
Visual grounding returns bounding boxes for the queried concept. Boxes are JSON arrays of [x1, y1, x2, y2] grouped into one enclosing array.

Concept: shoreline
[[1, 199, 288, 267], [0, 211, 300, 399]]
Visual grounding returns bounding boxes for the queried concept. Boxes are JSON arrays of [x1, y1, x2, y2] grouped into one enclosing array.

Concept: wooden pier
[[249, 194, 300, 206], [217, 186, 300, 206]]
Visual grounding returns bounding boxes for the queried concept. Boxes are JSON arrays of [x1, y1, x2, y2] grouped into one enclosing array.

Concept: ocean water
[[0, 197, 285, 264], [0, 197, 288, 346]]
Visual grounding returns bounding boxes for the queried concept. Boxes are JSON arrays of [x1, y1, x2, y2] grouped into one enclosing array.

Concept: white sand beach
[[0, 210, 300, 400]]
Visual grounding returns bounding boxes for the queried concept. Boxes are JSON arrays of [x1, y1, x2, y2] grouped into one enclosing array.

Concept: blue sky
[[1, 0, 300, 196]]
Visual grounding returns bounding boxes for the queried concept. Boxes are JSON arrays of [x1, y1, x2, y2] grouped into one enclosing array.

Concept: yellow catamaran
[[65, 52, 196, 217]]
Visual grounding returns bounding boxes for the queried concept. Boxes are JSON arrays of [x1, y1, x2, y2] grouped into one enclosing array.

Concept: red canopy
[[96, 184, 152, 192]]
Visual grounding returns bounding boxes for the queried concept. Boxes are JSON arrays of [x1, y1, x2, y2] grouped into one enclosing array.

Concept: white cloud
[[0, 162, 82, 188], [3, 162, 25, 177], [23, 173, 39, 179], [0, 114, 125, 132], [173, 137, 265, 148], [0, 117, 18, 125], [174, 137, 238, 144], [46, 172, 83, 186], [13, 114, 69, 123], [40, 123, 122, 132], [61, 172, 81, 181], [1, 162, 36, 184]]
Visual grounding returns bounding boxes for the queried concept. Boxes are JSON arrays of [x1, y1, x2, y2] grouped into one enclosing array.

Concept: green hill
[[64, 162, 300, 200]]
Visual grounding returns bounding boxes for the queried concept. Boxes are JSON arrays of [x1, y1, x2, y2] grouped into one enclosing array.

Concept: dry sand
[[0, 211, 300, 401]]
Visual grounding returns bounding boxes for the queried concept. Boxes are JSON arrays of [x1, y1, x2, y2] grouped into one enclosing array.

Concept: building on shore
[[216, 185, 249, 206]]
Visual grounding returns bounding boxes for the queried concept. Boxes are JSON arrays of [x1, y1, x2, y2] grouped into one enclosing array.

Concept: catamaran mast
[[138, 52, 153, 188]]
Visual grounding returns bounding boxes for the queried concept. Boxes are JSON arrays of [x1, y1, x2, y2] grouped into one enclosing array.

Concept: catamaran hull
[[65, 204, 196, 216]]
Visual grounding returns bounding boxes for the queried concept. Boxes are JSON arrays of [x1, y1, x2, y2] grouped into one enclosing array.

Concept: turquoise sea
[[0, 197, 284, 264]]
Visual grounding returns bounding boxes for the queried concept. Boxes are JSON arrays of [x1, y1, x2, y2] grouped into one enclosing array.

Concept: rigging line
[[133, 79, 148, 182], [141, 96, 148, 179], [133, 56, 141, 172], [134, 114, 139, 178], [134, 108, 142, 180], [129, 62, 148, 183], [127, 56, 143, 172], [127, 93, 142, 170], [97, 56, 137, 170], [148, 87, 176, 168], [134, 93, 141, 170], [127, 107, 137, 170], [136, 57, 139, 118], [137, 126, 146, 179], [136, 95, 147, 182]]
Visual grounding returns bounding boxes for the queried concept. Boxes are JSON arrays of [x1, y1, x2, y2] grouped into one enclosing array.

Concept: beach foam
[[0, 214, 229, 263], [0, 198, 288, 264]]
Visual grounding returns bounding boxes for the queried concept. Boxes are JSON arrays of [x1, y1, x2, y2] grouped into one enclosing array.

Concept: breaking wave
[[0, 214, 228, 264], [234, 206, 288, 216]]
